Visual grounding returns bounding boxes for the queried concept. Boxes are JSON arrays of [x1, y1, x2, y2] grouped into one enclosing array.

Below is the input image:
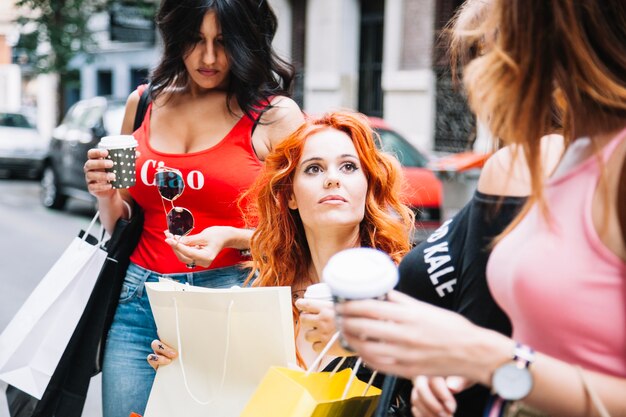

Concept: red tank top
[[128, 86, 263, 273]]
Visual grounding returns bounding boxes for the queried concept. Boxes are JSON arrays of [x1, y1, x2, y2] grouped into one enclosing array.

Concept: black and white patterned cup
[[98, 135, 138, 189], [323, 248, 399, 351]]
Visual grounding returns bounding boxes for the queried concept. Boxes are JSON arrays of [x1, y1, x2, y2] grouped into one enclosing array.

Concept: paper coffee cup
[[303, 283, 333, 301], [323, 247, 398, 302], [98, 135, 138, 189], [323, 248, 398, 351]]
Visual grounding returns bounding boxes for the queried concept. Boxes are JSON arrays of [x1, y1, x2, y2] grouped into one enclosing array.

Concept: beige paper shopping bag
[[143, 281, 296, 417]]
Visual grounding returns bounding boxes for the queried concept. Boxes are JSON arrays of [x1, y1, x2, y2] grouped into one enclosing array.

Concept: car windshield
[[0, 113, 32, 129], [376, 128, 428, 168]]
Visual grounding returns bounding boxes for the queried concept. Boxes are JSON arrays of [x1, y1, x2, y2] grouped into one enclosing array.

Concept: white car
[[0, 112, 48, 179]]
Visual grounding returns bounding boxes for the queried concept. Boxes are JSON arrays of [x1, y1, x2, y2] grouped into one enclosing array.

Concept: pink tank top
[[487, 130, 626, 377]]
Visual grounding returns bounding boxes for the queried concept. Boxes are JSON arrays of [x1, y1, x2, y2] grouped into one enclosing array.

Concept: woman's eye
[[341, 162, 359, 172], [304, 165, 322, 175]]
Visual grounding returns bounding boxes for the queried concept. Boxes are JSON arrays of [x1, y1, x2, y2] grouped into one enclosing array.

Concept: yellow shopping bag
[[240, 366, 381, 417]]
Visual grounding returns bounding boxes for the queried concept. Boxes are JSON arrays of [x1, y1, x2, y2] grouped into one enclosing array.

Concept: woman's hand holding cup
[[323, 248, 399, 351]]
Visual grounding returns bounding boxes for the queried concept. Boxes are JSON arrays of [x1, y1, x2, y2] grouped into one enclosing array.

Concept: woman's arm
[[337, 291, 626, 417], [83, 90, 139, 233]]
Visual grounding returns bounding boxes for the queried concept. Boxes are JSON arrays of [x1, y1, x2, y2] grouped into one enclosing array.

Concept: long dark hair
[[151, 0, 295, 119]]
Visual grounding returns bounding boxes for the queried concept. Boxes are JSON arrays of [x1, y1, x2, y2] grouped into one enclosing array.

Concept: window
[[377, 128, 428, 168], [97, 70, 113, 96], [358, 0, 385, 118], [0, 112, 32, 128], [130, 68, 150, 92]]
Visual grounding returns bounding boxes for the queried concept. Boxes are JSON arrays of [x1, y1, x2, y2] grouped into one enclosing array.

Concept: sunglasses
[[155, 167, 195, 236]]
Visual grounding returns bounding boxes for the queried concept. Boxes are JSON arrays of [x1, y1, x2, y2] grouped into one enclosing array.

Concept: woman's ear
[[287, 193, 298, 210]]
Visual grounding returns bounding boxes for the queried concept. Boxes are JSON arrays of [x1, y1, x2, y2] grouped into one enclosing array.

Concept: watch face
[[492, 362, 533, 400]]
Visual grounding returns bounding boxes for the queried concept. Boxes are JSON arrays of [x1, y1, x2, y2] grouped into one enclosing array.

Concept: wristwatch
[[492, 342, 535, 400]]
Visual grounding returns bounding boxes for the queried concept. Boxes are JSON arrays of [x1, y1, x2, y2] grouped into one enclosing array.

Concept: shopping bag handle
[[81, 211, 105, 246], [305, 331, 340, 376], [173, 297, 234, 405], [304, 331, 378, 399]]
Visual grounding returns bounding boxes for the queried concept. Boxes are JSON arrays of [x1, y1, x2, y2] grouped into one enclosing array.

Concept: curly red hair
[[241, 111, 414, 367], [243, 111, 413, 288]]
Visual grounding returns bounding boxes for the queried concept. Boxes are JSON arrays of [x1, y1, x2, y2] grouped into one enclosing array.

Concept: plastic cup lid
[[98, 135, 138, 149], [303, 283, 333, 301], [322, 248, 398, 299]]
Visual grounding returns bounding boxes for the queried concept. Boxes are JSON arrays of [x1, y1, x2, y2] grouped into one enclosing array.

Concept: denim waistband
[[125, 262, 249, 298]]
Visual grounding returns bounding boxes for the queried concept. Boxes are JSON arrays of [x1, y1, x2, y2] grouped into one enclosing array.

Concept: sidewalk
[[84, 375, 102, 417]]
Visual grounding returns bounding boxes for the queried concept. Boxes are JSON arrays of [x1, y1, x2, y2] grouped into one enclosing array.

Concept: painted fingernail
[[149, 354, 159, 361]]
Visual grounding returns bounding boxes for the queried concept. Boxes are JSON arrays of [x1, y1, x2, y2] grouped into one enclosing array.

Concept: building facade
[[3, 0, 475, 152], [0, 0, 21, 112], [294, 0, 473, 152]]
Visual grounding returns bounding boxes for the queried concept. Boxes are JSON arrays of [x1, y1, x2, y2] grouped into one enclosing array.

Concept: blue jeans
[[101, 262, 249, 417]]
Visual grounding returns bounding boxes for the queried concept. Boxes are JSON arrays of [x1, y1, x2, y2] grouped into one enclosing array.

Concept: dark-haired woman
[[83, 0, 304, 415]]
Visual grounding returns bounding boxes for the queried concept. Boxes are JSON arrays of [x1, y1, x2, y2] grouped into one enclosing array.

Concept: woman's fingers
[[83, 148, 118, 196], [147, 353, 172, 371], [163, 231, 220, 268], [147, 340, 178, 371], [295, 298, 321, 314], [411, 383, 437, 417], [426, 376, 457, 415], [150, 339, 178, 359]]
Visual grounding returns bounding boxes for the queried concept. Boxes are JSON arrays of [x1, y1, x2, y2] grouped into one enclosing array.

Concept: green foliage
[[14, 0, 110, 74]]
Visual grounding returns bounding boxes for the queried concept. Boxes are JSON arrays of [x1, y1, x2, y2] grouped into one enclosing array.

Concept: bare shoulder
[[121, 90, 142, 135], [263, 96, 304, 130], [253, 95, 304, 159], [478, 134, 564, 197], [478, 145, 528, 197]]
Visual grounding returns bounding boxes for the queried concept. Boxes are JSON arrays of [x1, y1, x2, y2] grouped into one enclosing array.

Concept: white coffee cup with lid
[[323, 247, 398, 302], [323, 247, 398, 350], [303, 282, 333, 301]]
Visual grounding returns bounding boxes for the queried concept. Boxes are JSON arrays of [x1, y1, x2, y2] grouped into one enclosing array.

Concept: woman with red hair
[[246, 111, 414, 369], [148, 111, 414, 371]]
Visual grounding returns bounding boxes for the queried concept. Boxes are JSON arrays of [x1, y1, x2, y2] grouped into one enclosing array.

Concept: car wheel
[[40, 166, 67, 210]]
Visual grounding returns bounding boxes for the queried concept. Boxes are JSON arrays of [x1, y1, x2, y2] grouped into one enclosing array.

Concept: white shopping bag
[[0, 213, 107, 399], [144, 281, 296, 417]]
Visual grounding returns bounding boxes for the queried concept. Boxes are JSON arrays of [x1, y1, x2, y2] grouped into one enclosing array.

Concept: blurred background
[[0, 2, 490, 414]]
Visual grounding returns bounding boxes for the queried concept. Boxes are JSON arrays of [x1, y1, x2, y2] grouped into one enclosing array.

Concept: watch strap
[[513, 342, 535, 368]]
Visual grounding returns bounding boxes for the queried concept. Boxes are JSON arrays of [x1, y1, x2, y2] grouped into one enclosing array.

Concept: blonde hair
[[451, 0, 626, 230]]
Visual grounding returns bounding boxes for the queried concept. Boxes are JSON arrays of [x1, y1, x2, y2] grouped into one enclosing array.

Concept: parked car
[[368, 117, 443, 241], [0, 111, 48, 179], [41, 96, 126, 209]]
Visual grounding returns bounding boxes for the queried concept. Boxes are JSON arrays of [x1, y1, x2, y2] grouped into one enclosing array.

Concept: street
[[0, 178, 102, 417]]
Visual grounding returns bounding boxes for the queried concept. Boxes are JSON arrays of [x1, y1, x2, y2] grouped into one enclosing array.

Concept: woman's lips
[[198, 68, 218, 77], [319, 195, 347, 203]]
